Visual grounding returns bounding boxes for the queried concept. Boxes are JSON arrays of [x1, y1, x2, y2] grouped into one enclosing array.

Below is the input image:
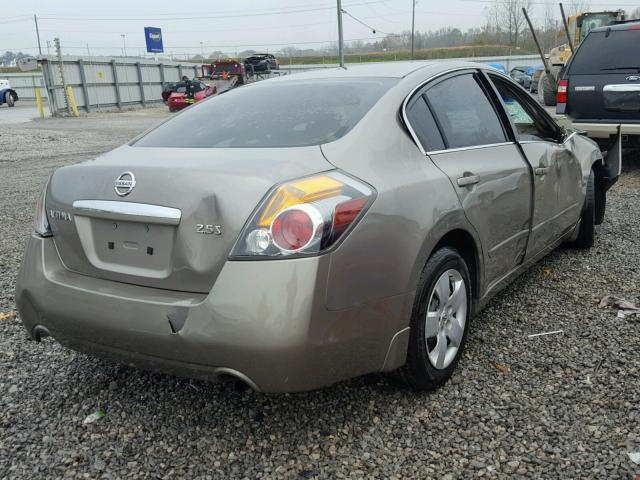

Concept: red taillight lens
[[332, 197, 368, 240], [272, 206, 319, 252], [231, 171, 375, 258], [557, 79, 568, 104]]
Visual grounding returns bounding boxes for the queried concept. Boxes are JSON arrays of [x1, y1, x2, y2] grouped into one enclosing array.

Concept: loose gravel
[[1, 109, 639, 479]]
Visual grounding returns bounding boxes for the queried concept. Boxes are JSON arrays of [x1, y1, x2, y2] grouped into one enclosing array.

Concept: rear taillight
[[231, 171, 375, 258], [34, 180, 52, 237], [557, 79, 569, 104]]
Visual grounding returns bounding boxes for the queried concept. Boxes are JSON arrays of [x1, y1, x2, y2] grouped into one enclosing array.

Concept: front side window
[[425, 74, 506, 149], [135, 77, 397, 148], [490, 75, 559, 142]]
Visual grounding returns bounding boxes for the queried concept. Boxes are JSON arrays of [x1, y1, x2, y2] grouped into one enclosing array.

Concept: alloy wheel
[[425, 269, 467, 370]]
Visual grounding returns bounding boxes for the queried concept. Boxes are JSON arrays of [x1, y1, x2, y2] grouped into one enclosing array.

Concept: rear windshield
[[568, 29, 640, 74], [135, 77, 396, 148]]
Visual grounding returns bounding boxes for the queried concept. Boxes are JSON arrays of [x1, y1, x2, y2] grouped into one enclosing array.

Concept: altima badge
[[114, 171, 136, 197], [49, 210, 72, 221]]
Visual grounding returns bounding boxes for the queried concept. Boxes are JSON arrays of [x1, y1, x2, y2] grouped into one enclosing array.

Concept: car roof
[[272, 60, 483, 81], [589, 20, 640, 33]]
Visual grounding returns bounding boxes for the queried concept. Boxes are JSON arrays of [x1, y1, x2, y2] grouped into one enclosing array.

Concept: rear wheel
[[399, 247, 471, 391], [540, 71, 557, 106], [569, 171, 596, 249], [5, 91, 15, 107]]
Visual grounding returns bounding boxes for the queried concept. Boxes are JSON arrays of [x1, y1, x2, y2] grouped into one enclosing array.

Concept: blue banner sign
[[144, 27, 164, 53]]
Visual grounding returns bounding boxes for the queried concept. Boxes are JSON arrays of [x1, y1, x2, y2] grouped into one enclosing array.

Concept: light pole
[[337, 0, 344, 68], [121, 34, 127, 57], [34, 14, 42, 55], [411, 0, 416, 60]]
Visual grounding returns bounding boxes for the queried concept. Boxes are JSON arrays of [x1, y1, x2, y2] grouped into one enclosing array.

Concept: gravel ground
[[1, 110, 639, 479]]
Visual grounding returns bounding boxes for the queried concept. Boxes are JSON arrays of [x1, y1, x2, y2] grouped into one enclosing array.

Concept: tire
[[540, 72, 557, 106], [398, 247, 472, 392], [594, 174, 606, 226], [5, 91, 15, 107], [569, 171, 596, 249]]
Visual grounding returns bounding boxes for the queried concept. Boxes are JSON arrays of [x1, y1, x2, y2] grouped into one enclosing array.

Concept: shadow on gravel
[[59, 350, 423, 431]]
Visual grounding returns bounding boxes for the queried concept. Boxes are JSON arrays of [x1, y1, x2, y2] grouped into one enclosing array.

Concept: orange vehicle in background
[[202, 60, 247, 85]]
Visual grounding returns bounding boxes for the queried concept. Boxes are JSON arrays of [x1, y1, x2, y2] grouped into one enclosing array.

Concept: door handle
[[457, 175, 479, 187], [535, 167, 549, 176]]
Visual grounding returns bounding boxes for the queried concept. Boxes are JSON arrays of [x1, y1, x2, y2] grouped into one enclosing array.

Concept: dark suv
[[558, 21, 640, 153]]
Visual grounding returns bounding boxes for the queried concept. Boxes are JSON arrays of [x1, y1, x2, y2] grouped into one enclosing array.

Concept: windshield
[[568, 29, 640, 74], [134, 77, 397, 148], [579, 14, 619, 41]]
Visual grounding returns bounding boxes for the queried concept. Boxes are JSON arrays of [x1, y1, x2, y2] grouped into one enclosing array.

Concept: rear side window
[[568, 29, 640, 74], [406, 96, 445, 151], [425, 74, 506, 149], [135, 77, 397, 148]]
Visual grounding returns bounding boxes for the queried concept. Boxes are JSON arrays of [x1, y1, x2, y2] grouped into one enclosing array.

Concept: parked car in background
[[486, 63, 508, 75], [244, 53, 279, 73], [16, 61, 618, 393], [558, 20, 640, 154], [0, 79, 18, 107], [509, 67, 532, 89], [167, 80, 216, 112]]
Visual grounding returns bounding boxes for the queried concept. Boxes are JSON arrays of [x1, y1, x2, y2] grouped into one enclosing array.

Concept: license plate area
[[75, 216, 175, 279], [604, 88, 640, 112]]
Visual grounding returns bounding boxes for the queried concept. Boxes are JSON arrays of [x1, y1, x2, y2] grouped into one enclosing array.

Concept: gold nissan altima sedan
[[16, 61, 619, 392]]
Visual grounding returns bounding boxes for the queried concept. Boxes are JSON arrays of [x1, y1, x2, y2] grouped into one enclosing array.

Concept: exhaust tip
[[214, 368, 261, 392], [32, 325, 51, 342]]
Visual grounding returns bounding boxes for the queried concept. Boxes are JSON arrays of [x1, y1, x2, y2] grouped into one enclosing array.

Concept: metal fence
[[8, 53, 542, 115], [39, 56, 201, 115], [0, 73, 47, 100]]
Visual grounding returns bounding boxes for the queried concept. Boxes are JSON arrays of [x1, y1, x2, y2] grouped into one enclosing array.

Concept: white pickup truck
[[0, 79, 18, 107]]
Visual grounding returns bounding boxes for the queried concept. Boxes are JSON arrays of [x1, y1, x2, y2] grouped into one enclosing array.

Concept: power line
[[341, 9, 392, 34], [37, 1, 337, 18], [0, 16, 31, 25], [459, 0, 639, 5], [37, 1, 388, 21], [58, 34, 399, 51]]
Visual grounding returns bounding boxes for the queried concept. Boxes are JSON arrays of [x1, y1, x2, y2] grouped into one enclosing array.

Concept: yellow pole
[[66, 85, 79, 117], [34, 87, 45, 119]]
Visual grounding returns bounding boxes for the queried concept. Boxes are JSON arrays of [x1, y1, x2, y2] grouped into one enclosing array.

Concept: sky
[[1, 0, 636, 58]]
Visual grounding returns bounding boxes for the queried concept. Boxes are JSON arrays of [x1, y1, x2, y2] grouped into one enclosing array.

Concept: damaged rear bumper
[[15, 235, 410, 392]]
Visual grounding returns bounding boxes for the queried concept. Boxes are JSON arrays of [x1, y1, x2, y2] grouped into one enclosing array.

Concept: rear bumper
[[15, 235, 410, 392], [555, 117, 640, 139]]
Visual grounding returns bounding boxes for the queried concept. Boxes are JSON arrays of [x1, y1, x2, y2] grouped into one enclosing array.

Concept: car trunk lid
[[47, 144, 334, 293]]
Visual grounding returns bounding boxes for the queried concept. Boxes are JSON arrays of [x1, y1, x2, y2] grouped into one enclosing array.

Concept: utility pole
[[121, 34, 127, 57], [34, 14, 42, 55], [46, 40, 51, 56], [411, 0, 416, 60], [337, 0, 345, 68], [54, 37, 72, 116], [200, 41, 204, 59]]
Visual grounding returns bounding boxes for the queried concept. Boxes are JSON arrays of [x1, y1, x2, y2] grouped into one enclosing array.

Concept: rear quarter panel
[[320, 79, 482, 320]]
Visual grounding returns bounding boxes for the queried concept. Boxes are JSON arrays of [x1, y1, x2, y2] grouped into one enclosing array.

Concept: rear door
[[565, 27, 640, 122], [486, 73, 582, 256], [407, 71, 532, 288]]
